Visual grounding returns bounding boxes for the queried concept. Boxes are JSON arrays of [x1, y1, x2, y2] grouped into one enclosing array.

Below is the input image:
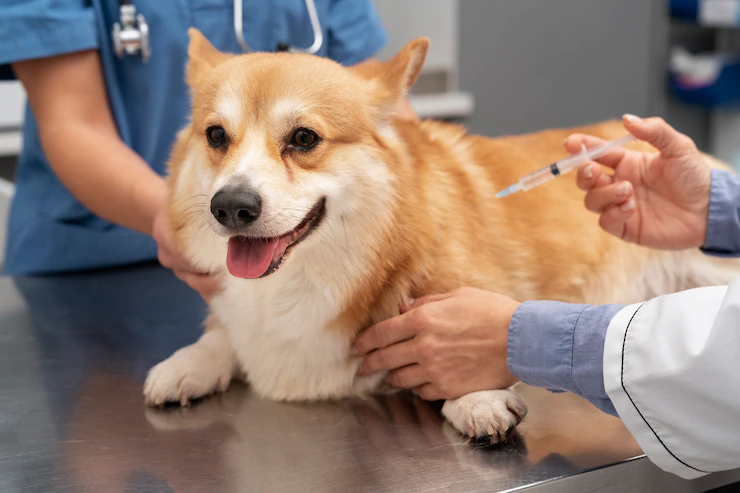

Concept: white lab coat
[[604, 277, 740, 480]]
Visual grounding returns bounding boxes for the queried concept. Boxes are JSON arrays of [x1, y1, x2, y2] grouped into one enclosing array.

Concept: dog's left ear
[[186, 28, 234, 87], [354, 37, 430, 116]]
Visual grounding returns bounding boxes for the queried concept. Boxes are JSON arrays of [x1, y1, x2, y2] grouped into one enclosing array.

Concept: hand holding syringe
[[495, 134, 637, 199]]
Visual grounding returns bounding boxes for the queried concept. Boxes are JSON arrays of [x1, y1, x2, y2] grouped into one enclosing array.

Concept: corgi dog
[[144, 29, 740, 441]]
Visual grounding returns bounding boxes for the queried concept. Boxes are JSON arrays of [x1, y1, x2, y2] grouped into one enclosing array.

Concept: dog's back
[[391, 118, 739, 308]]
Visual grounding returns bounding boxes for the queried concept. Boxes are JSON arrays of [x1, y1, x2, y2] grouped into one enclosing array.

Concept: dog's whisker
[[181, 201, 207, 211], [180, 207, 207, 218], [307, 221, 346, 252], [179, 211, 208, 224], [176, 194, 209, 208], [341, 216, 350, 252], [192, 219, 211, 244], [278, 208, 341, 227], [271, 211, 348, 253], [318, 227, 342, 251], [181, 206, 207, 216], [181, 206, 206, 217]]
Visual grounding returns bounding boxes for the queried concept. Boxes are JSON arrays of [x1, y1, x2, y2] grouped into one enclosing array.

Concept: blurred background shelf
[[670, 0, 740, 27], [0, 80, 23, 159], [666, 0, 740, 169], [0, 131, 21, 159]]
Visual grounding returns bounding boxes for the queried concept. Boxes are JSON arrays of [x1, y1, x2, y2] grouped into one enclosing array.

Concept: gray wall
[[456, 0, 712, 151], [458, 0, 652, 137]]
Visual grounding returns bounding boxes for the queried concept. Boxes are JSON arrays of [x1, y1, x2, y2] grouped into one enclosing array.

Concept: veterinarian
[[0, 1, 413, 299], [354, 114, 740, 480]]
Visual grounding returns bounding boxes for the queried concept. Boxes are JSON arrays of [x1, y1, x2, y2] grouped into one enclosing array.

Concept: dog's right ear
[[186, 28, 234, 87], [352, 37, 430, 118], [381, 37, 430, 93]]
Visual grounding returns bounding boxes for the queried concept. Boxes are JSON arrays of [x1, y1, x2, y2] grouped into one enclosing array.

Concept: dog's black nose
[[211, 188, 262, 227]]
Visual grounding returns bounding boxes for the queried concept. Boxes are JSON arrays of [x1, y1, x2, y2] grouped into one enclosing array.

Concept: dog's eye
[[290, 128, 320, 150], [206, 126, 228, 148]]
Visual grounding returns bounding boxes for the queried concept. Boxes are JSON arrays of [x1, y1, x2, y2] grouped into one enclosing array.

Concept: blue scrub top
[[0, 0, 388, 275]]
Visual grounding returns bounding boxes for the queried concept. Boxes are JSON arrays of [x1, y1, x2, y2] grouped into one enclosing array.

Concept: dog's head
[[169, 29, 429, 279]]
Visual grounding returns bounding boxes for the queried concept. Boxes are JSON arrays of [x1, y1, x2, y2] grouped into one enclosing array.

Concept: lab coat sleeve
[[0, 0, 99, 79], [326, 0, 388, 66], [603, 278, 740, 480]]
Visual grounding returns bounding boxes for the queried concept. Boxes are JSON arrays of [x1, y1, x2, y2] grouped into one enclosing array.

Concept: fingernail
[[584, 164, 593, 179], [617, 182, 631, 197], [624, 114, 642, 124], [400, 298, 415, 313], [620, 199, 635, 212]]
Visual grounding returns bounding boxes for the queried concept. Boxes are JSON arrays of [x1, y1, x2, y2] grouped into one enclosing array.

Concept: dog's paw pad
[[442, 389, 527, 443]]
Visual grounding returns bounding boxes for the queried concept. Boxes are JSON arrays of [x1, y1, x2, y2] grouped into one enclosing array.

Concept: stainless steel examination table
[[1, 264, 739, 493]]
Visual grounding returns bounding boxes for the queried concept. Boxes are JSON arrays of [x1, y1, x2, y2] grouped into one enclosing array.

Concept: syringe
[[495, 134, 637, 199]]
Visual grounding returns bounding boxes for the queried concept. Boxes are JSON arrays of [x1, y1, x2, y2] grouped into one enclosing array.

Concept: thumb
[[622, 114, 697, 158]]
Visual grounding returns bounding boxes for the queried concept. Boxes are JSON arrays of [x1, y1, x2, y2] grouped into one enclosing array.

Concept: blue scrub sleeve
[[326, 0, 388, 66], [0, 0, 99, 79]]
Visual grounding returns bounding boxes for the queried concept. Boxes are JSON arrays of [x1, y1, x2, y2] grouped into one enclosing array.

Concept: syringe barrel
[[519, 165, 558, 191], [511, 134, 636, 195]]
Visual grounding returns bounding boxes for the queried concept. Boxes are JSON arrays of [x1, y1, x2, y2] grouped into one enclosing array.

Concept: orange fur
[[146, 31, 740, 441]]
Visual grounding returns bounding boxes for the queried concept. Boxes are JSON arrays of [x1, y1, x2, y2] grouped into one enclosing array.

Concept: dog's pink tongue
[[227, 237, 278, 279]]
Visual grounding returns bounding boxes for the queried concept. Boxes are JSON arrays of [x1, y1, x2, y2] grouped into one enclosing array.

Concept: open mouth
[[226, 198, 326, 279]]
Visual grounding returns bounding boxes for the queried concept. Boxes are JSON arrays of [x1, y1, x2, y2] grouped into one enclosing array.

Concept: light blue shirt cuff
[[507, 300, 625, 416], [700, 169, 740, 258]]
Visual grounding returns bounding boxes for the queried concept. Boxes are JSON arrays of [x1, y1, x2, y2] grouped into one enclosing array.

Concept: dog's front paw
[[143, 338, 236, 407], [441, 389, 527, 443]]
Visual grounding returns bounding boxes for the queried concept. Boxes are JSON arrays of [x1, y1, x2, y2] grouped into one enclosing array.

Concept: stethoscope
[[112, 0, 324, 64], [112, 0, 150, 62]]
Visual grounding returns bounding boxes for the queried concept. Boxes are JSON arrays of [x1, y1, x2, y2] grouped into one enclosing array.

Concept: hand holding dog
[[353, 287, 519, 401], [152, 200, 223, 302]]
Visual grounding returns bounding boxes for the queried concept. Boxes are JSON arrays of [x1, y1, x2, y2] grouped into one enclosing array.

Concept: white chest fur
[[211, 261, 383, 401]]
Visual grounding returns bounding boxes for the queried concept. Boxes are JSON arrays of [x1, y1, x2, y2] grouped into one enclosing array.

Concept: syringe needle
[[494, 183, 521, 199]]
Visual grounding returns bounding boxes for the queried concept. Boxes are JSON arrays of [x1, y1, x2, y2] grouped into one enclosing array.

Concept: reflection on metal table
[[1, 264, 739, 492]]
